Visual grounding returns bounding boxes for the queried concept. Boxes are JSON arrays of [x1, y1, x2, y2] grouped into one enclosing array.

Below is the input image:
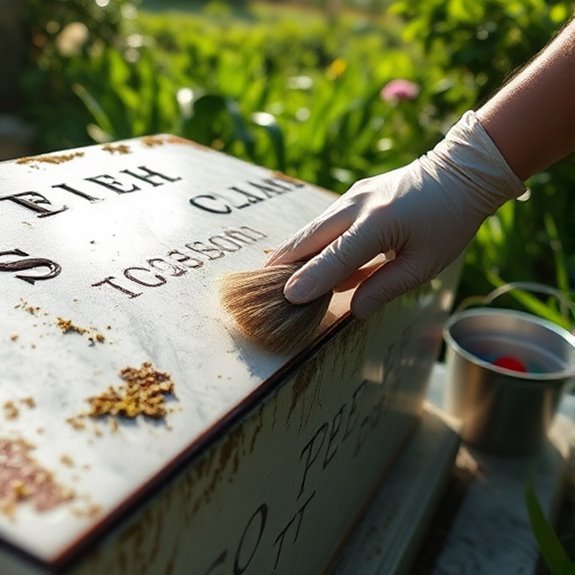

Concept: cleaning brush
[[219, 263, 333, 354]]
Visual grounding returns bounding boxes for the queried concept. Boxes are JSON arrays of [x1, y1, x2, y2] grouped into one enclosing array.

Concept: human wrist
[[421, 110, 526, 212]]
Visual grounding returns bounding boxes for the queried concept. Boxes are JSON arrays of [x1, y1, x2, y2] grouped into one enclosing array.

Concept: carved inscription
[[92, 226, 268, 299], [0, 249, 61, 284], [189, 177, 304, 215], [201, 361, 405, 574], [0, 166, 182, 218], [1, 156, 303, 293]]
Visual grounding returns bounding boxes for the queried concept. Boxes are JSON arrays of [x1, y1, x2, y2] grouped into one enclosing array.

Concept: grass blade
[[525, 482, 575, 575]]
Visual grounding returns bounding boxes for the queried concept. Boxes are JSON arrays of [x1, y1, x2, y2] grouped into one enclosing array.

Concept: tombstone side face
[[0, 136, 461, 575]]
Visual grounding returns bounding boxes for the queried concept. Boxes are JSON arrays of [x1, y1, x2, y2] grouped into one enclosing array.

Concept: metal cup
[[443, 301, 575, 455]]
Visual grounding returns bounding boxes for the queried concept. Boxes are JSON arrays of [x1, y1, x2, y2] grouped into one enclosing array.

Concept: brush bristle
[[219, 263, 332, 354]]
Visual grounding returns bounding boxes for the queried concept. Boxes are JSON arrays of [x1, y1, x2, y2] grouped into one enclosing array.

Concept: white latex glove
[[266, 111, 526, 318]]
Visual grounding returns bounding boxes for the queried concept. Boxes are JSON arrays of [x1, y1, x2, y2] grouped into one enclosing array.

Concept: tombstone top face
[[0, 136, 349, 562]]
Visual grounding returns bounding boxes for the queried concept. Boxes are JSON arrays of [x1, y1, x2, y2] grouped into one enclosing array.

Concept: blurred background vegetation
[[11, 0, 575, 326]]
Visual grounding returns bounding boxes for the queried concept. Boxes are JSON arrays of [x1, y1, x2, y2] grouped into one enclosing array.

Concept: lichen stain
[[185, 404, 267, 519], [16, 151, 85, 166], [0, 437, 75, 518], [249, 404, 265, 454], [287, 320, 369, 431], [140, 134, 213, 152], [190, 425, 245, 516], [113, 494, 169, 573], [272, 171, 306, 187], [101, 143, 131, 155]]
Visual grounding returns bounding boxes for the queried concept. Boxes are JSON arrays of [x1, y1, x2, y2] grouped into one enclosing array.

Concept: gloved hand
[[266, 111, 526, 318]]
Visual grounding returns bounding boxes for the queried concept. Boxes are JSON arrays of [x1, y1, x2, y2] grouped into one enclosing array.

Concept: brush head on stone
[[219, 263, 332, 354]]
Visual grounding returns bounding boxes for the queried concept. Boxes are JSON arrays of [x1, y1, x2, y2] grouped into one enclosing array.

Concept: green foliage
[[391, 0, 574, 324], [526, 482, 575, 575], [19, 1, 575, 326], [392, 0, 571, 102], [21, 0, 140, 150]]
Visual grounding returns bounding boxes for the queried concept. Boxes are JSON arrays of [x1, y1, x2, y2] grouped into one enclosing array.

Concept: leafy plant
[[526, 482, 575, 575], [391, 0, 574, 325]]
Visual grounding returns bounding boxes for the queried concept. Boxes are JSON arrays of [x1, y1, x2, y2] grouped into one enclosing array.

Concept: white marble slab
[[0, 137, 340, 561], [0, 137, 462, 573]]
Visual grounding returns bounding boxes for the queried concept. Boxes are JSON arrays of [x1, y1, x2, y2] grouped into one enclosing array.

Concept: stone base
[[333, 408, 460, 574], [334, 363, 573, 575]]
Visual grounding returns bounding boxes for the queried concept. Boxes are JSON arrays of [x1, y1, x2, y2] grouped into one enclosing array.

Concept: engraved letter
[[0, 192, 67, 217], [203, 551, 227, 575], [92, 276, 142, 298], [85, 174, 140, 194], [0, 249, 61, 284], [167, 249, 204, 269], [298, 423, 328, 499], [148, 258, 186, 277], [189, 194, 232, 214], [323, 405, 345, 469], [185, 241, 224, 261], [226, 186, 265, 208], [121, 165, 182, 186], [273, 491, 315, 570], [234, 504, 267, 575], [209, 235, 242, 253], [124, 267, 166, 288], [52, 183, 102, 203], [343, 380, 366, 442]]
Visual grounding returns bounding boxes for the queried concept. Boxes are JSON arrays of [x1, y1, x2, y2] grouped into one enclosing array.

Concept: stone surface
[[332, 363, 573, 575], [0, 136, 461, 574], [332, 409, 460, 575]]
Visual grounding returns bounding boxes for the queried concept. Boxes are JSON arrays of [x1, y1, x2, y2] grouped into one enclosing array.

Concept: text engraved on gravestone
[[0, 160, 303, 297], [201, 328, 410, 575]]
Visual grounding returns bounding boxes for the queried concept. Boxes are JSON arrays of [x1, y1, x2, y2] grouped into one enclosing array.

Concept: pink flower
[[380, 79, 420, 103]]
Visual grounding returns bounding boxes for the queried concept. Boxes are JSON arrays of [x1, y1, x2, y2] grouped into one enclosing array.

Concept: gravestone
[[0, 135, 461, 575]]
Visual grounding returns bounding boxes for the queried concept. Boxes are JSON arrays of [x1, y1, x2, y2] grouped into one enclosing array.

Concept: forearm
[[477, 18, 575, 181]]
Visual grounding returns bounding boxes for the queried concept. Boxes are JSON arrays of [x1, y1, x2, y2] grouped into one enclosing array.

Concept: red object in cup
[[493, 355, 527, 372]]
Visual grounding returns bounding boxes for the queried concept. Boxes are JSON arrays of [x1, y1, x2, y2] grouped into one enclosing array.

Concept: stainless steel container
[[444, 304, 575, 455]]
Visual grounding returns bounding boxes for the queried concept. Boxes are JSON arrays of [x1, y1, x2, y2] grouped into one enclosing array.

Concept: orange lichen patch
[[0, 438, 74, 518], [57, 317, 87, 336], [3, 397, 37, 421], [56, 317, 106, 345], [20, 397, 36, 409], [141, 134, 196, 148], [141, 135, 166, 148], [86, 362, 175, 420], [10, 334, 18, 342], [272, 171, 305, 186], [72, 503, 102, 519], [15, 299, 40, 315], [90, 333, 106, 345], [60, 455, 74, 467], [3, 401, 19, 420], [66, 416, 86, 431], [101, 143, 131, 155], [165, 135, 195, 145], [16, 152, 85, 166]]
